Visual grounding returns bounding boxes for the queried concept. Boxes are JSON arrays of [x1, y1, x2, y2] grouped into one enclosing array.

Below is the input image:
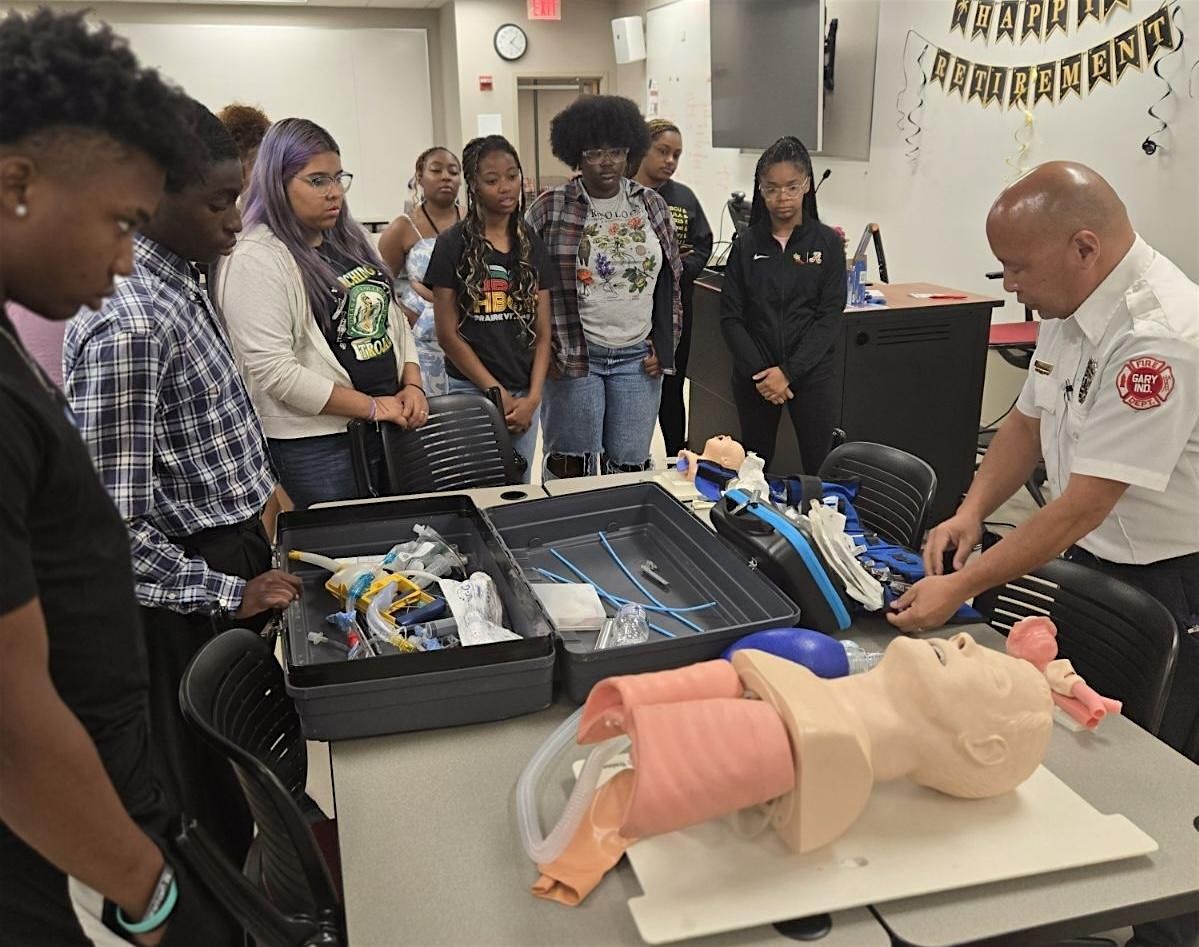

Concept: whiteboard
[[114, 24, 433, 223], [646, 0, 753, 253]]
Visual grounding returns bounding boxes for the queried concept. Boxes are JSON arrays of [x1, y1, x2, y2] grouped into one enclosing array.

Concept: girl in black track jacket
[[719, 136, 847, 472]]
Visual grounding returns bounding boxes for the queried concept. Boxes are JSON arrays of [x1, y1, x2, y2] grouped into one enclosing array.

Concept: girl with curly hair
[[527, 95, 682, 478], [378, 145, 461, 395], [215, 118, 427, 508], [719, 135, 846, 472], [425, 136, 554, 479]]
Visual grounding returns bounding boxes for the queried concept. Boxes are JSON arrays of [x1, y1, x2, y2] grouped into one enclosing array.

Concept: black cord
[[979, 392, 1021, 432]]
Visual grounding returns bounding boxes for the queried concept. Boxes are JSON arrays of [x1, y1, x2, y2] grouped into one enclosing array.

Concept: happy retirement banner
[[951, 0, 1132, 41], [931, 3, 1175, 107]]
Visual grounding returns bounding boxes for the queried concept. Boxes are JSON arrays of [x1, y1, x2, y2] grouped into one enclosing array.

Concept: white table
[[325, 475, 1199, 946]]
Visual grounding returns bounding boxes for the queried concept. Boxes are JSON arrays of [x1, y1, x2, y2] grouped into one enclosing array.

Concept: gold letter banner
[[927, 6, 1178, 109], [951, 0, 1136, 41], [997, 1, 1020, 41], [952, 0, 973, 34]]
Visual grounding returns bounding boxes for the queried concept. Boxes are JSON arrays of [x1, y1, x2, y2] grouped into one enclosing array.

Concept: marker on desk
[[909, 292, 968, 300]]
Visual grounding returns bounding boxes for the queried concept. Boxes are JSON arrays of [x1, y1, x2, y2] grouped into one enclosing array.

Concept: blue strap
[[725, 489, 852, 630]]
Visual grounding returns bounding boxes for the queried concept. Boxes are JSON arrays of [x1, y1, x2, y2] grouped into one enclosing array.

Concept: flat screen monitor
[[710, 0, 825, 151]]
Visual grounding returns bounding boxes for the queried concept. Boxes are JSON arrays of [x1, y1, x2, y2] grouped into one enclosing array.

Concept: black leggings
[[731, 360, 839, 474], [657, 289, 694, 456]]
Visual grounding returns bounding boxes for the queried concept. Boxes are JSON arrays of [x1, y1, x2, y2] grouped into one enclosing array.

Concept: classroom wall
[[448, 0, 624, 158], [637, 0, 1198, 305], [637, 0, 1197, 419], [3, 2, 450, 150]]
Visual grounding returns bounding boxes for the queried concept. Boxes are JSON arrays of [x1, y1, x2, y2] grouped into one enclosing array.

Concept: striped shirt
[[63, 236, 275, 613]]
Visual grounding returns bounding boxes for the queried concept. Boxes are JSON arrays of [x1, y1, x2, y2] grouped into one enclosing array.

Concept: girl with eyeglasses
[[527, 95, 683, 479], [215, 118, 427, 508], [378, 146, 462, 396], [424, 136, 555, 481], [720, 135, 846, 473], [633, 118, 713, 457]]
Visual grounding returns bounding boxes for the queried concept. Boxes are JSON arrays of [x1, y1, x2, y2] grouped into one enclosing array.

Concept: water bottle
[[853, 259, 867, 306]]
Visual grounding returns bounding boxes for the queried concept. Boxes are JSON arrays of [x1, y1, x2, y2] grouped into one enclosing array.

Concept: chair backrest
[[350, 393, 519, 496], [973, 558, 1179, 735], [818, 441, 938, 549], [179, 629, 341, 925]]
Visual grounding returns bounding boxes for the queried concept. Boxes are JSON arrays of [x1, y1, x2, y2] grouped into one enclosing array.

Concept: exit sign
[[528, 0, 560, 20]]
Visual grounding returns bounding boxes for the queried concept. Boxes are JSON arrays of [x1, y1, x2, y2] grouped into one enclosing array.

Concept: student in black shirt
[[426, 135, 555, 480], [633, 119, 713, 456], [720, 136, 847, 473], [0, 9, 236, 945]]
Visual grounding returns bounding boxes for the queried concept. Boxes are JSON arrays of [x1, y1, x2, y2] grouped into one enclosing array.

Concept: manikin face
[[880, 634, 1053, 797], [701, 434, 746, 470]]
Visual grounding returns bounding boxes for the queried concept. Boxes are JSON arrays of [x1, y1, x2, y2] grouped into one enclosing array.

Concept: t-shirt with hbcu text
[[424, 221, 557, 393], [576, 178, 664, 349], [318, 246, 400, 397]]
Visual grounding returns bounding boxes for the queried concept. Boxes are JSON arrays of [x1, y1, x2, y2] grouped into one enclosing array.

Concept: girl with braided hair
[[378, 146, 461, 395], [425, 136, 555, 479], [719, 135, 846, 473]]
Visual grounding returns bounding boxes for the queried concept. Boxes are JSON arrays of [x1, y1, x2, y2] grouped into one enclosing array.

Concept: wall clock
[[494, 23, 528, 62]]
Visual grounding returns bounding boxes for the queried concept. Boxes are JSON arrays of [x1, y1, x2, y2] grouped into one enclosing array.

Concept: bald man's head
[[986, 162, 1136, 320]]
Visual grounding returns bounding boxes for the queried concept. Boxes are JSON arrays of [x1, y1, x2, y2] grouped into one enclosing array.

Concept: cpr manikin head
[[732, 634, 1052, 852], [678, 435, 747, 480], [878, 634, 1054, 797]]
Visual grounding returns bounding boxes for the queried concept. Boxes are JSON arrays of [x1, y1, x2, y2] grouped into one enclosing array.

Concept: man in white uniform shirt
[[888, 163, 1197, 755]]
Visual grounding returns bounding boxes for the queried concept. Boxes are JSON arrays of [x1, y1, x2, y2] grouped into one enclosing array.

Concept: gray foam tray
[[485, 482, 800, 702]]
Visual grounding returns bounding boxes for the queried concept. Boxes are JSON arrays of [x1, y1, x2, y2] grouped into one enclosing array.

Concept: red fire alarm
[[479, 74, 493, 91]]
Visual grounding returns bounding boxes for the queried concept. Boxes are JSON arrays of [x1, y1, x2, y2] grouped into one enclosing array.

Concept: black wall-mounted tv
[[709, 0, 825, 151]]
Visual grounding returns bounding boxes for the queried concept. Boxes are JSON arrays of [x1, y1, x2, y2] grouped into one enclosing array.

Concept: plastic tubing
[[289, 550, 343, 573], [596, 531, 705, 634], [514, 705, 628, 865], [533, 568, 710, 615]]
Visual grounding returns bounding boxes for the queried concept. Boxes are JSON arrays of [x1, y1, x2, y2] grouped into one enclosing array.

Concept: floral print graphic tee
[[575, 179, 663, 349]]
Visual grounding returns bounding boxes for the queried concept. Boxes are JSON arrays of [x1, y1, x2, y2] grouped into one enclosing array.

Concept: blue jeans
[[269, 431, 384, 508], [445, 375, 539, 484], [541, 339, 662, 477]]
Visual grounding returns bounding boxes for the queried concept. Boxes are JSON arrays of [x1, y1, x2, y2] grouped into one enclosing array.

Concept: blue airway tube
[[723, 488, 852, 631], [597, 531, 706, 634]]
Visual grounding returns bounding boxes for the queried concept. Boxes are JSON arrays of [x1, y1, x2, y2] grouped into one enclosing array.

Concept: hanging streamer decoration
[[1143, 3, 1185, 153], [925, 2, 1181, 111], [896, 31, 931, 161], [1004, 108, 1037, 180]]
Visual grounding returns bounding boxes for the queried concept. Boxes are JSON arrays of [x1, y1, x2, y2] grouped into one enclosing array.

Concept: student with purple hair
[[215, 118, 427, 507]]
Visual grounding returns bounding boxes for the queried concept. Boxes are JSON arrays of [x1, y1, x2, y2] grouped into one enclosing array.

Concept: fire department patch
[[1116, 356, 1174, 410]]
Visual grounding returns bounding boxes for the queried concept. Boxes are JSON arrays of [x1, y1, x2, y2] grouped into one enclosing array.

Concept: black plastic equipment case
[[485, 482, 801, 702], [277, 495, 555, 740], [710, 494, 854, 635]]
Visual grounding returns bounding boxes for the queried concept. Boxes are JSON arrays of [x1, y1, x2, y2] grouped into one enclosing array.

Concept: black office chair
[[818, 441, 937, 550], [973, 557, 1179, 736], [349, 392, 521, 497], [178, 628, 344, 947]]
